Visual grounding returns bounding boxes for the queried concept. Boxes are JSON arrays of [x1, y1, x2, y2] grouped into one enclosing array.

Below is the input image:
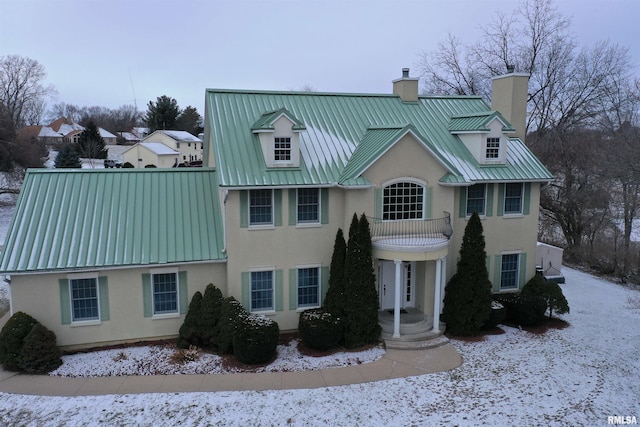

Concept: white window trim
[[381, 178, 427, 222], [273, 136, 293, 165], [466, 183, 487, 218], [248, 189, 275, 229], [296, 188, 321, 226], [150, 267, 180, 318], [296, 263, 322, 311], [249, 266, 276, 314], [503, 183, 524, 216], [68, 272, 101, 325], [500, 252, 521, 291]]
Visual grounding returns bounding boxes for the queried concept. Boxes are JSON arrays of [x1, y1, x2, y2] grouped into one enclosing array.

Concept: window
[[383, 182, 424, 220], [70, 278, 99, 322], [176, 142, 180, 149], [298, 267, 320, 308], [504, 183, 523, 214], [251, 270, 274, 312], [274, 137, 291, 161], [486, 137, 500, 159], [152, 272, 178, 315], [500, 254, 520, 289], [249, 189, 273, 225], [297, 188, 319, 223], [466, 184, 486, 216]]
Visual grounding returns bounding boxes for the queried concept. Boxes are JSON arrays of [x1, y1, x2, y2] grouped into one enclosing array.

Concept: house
[[17, 117, 117, 146], [141, 130, 203, 165], [0, 69, 553, 350], [122, 142, 180, 168]]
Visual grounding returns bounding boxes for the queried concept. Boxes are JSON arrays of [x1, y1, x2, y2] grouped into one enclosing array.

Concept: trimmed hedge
[[233, 313, 279, 365], [18, 323, 62, 374], [494, 293, 547, 326], [199, 284, 224, 348], [177, 291, 203, 349], [299, 308, 343, 351], [213, 297, 246, 354], [0, 311, 39, 371], [482, 301, 507, 330]]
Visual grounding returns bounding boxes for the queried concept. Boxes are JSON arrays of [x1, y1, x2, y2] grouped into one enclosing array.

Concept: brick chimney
[[491, 69, 529, 141], [393, 68, 419, 102]]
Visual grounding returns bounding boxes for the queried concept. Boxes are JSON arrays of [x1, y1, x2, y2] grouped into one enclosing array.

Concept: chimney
[[393, 68, 419, 102], [491, 71, 529, 142]]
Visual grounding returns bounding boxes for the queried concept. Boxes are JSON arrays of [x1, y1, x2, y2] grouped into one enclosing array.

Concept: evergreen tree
[[144, 95, 181, 132], [522, 275, 570, 319], [323, 228, 347, 318], [343, 213, 381, 348], [18, 322, 62, 374], [54, 144, 81, 168], [77, 121, 107, 159], [176, 105, 202, 136], [443, 212, 493, 335], [199, 284, 224, 349], [176, 291, 203, 348]]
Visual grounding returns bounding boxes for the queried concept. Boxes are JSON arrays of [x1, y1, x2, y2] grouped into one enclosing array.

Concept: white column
[[433, 257, 443, 333], [393, 259, 402, 338]]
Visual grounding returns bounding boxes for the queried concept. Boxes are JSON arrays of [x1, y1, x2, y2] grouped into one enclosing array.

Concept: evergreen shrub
[[298, 308, 343, 351], [18, 323, 62, 374], [122, 162, 134, 168], [177, 291, 203, 349], [214, 297, 246, 354], [494, 293, 547, 326], [199, 284, 224, 348], [482, 301, 507, 330], [0, 311, 39, 371], [521, 274, 570, 319], [232, 313, 279, 365]]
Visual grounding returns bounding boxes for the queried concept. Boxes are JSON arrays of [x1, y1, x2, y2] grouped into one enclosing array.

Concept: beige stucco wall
[[9, 262, 227, 350], [123, 145, 178, 168]]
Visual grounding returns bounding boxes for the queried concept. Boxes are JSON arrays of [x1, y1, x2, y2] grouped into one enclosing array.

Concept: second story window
[[274, 137, 291, 161], [383, 182, 424, 220], [297, 188, 320, 224], [504, 183, 523, 214], [466, 184, 486, 216], [486, 137, 500, 159], [249, 189, 273, 226]]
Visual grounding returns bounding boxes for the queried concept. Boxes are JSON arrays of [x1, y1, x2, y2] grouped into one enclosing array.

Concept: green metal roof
[[449, 111, 515, 133], [204, 89, 553, 187], [0, 168, 226, 274]]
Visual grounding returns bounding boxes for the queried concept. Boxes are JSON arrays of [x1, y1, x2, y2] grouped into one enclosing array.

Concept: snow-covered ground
[[0, 267, 638, 426]]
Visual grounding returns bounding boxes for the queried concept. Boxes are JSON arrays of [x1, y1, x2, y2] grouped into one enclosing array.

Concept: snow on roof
[[118, 132, 139, 141], [38, 126, 62, 137], [160, 130, 202, 142], [99, 128, 116, 138], [140, 142, 180, 155]]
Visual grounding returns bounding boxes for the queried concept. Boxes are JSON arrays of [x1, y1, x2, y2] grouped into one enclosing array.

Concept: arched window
[[383, 181, 425, 220]]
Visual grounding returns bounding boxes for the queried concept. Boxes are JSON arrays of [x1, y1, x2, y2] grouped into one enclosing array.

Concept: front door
[[379, 261, 415, 310]]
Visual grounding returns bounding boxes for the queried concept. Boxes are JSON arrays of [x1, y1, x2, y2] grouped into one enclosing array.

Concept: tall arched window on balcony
[[383, 181, 425, 220]]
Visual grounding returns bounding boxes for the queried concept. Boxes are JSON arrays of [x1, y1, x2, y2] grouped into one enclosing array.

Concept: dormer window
[[486, 137, 500, 159], [274, 137, 291, 161]]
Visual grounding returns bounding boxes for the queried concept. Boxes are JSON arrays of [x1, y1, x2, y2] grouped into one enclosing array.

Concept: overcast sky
[[0, 0, 637, 120]]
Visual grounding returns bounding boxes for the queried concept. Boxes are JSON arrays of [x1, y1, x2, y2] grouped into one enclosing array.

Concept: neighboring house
[[122, 142, 180, 168], [99, 128, 117, 145], [0, 69, 553, 350], [17, 117, 117, 146], [118, 131, 141, 144], [141, 130, 203, 165]]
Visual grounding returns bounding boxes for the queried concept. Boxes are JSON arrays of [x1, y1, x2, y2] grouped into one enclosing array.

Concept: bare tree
[[0, 55, 57, 128]]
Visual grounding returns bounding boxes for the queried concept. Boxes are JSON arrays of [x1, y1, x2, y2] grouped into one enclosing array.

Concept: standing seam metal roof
[[205, 90, 553, 187], [0, 168, 225, 274]]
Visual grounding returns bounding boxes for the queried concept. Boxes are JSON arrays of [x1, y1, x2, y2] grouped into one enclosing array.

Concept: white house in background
[[141, 130, 203, 165], [17, 117, 118, 146], [122, 142, 180, 168]]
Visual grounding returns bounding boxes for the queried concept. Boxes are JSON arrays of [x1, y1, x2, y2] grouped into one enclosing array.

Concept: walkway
[[0, 344, 462, 396]]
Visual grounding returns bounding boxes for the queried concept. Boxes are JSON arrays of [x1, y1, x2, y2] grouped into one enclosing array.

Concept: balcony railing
[[367, 212, 452, 248]]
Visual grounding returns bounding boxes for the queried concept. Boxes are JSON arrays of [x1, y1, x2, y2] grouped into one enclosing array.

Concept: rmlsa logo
[[608, 416, 638, 425]]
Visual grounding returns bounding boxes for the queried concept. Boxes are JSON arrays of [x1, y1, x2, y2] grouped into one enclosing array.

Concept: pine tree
[[443, 212, 493, 335], [145, 95, 181, 132], [323, 228, 347, 318], [177, 291, 203, 348], [54, 144, 81, 168], [199, 284, 224, 349], [77, 121, 107, 159], [343, 213, 381, 348]]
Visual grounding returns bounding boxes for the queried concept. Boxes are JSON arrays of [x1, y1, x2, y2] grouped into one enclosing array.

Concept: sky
[[0, 0, 638, 121]]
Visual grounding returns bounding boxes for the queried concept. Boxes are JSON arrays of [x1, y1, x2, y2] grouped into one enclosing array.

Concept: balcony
[[368, 213, 452, 257]]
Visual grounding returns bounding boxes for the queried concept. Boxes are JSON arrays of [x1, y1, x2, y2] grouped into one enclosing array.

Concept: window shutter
[[59, 279, 71, 325], [275, 269, 283, 311], [375, 187, 382, 218], [321, 266, 329, 304], [493, 255, 502, 292], [518, 253, 527, 288], [425, 187, 433, 219], [241, 272, 250, 311], [274, 190, 282, 226], [289, 269, 297, 310], [486, 184, 494, 217], [523, 183, 531, 215], [142, 273, 152, 317], [321, 188, 329, 224], [240, 190, 248, 228], [98, 276, 110, 321], [497, 184, 505, 216], [288, 189, 297, 226], [459, 187, 467, 218], [178, 271, 188, 314]]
